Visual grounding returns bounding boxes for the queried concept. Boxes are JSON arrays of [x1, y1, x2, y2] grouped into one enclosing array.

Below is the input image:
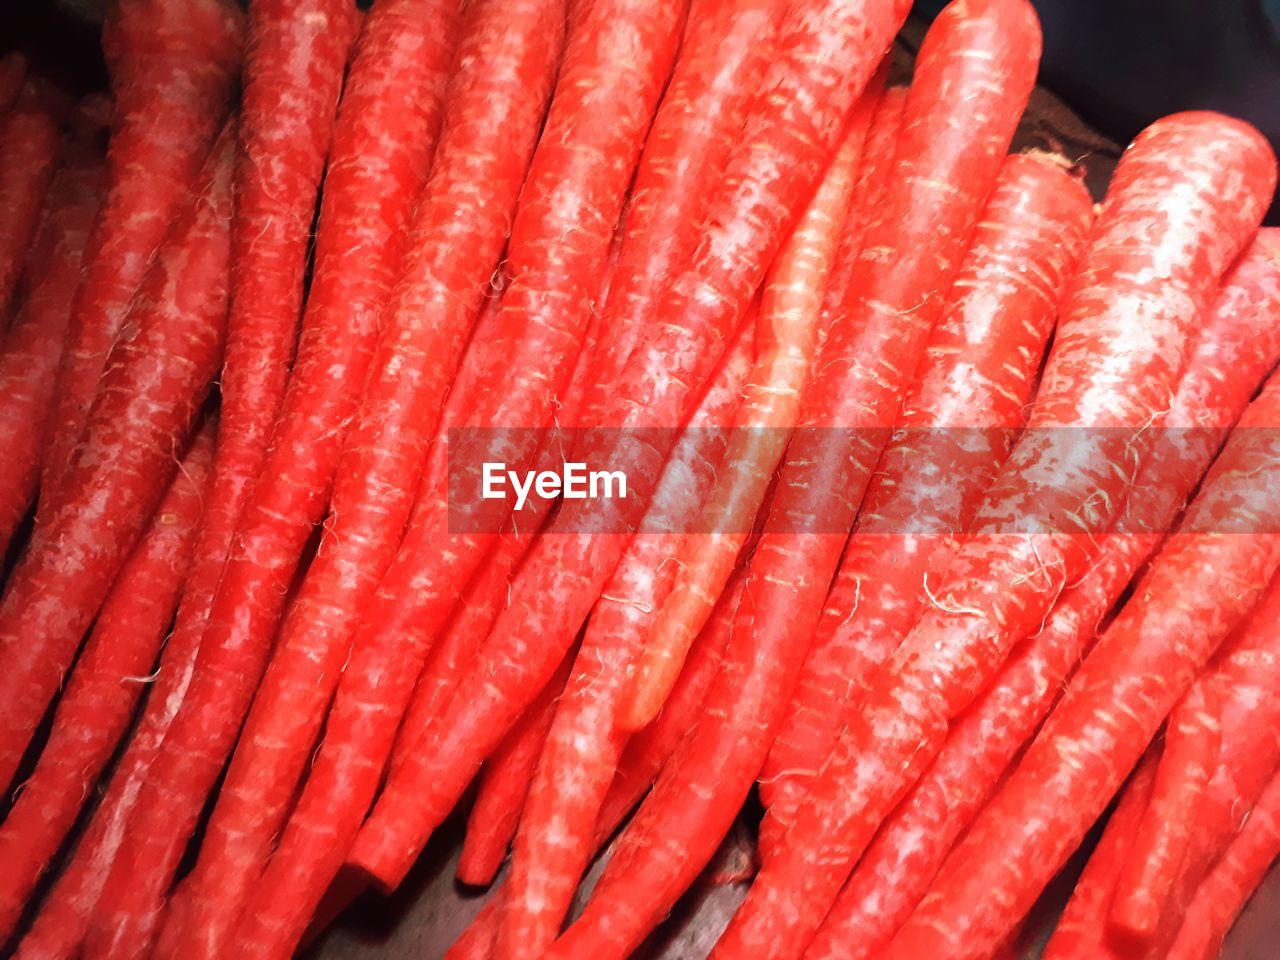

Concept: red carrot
[[760, 151, 1092, 846], [542, 3, 1039, 956], [0, 109, 105, 555], [620, 97, 873, 730], [885, 375, 1280, 960], [176, 0, 567, 951], [738, 110, 1277, 960], [493, 328, 752, 957], [85, 6, 460, 959], [0, 81, 63, 314], [40, 0, 242, 510], [1167, 756, 1280, 960], [0, 420, 213, 940], [457, 653, 574, 888], [1110, 684, 1222, 945], [130, 5, 358, 957], [0, 125, 235, 791], [867, 230, 1280, 959], [1042, 756, 1159, 960], [353, 0, 911, 897]]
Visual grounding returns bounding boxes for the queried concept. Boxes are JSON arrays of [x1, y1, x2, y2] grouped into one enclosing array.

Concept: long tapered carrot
[[805, 229, 1280, 960], [885, 375, 1280, 960], [619, 94, 875, 731], [543, 5, 1037, 958], [0, 109, 105, 555], [759, 153, 1092, 852], [0, 81, 63, 315], [82, 7, 459, 959], [457, 653, 574, 888], [126, 5, 358, 957], [0, 421, 214, 939], [40, 0, 242, 511], [1167, 747, 1280, 959], [164, 0, 565, 952], [0, 125, 235, 792], [493, 325, 753, 957], [352, 0, 912, 896], [1041, 756, 1159, 960], [730, 110, 1277, 960]]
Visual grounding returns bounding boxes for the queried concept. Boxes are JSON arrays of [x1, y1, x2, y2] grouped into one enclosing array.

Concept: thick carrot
[[457, 653, 574, 888], [0, 81, 63, 314], [493, 328, 752, 957], [783, 233, 1280, 918], [0, 125, 235, 791], [1167, 755, 1280, 959], [0, 421, 213, 939], [1041, 756, 1159, 960], [620, 97, 874, 730], [759, 151, 1092, 844], [353, 0, 912, 896], [0, 111, 105, 555], [40, 0, 242, 510], [739, 110, 1277, 960], [885, 376, 1280, 960]]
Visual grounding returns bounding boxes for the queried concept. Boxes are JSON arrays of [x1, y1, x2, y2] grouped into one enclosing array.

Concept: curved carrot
[[457, 654, 574, 888], [742, 109, 1277, 960], [493, 328, 752, 957], [806, 230, 1280, 960], [352, 0, 911, 898], [0, 80, 63, 315], [40, 0, 242, 511], [0, 124, 235, 791], [620, 95, 873, 730], [0, 112, 105, 555], [0, 420, 213, 940], [885, 374, 1280, 960], [758, 152, 1092, 850]]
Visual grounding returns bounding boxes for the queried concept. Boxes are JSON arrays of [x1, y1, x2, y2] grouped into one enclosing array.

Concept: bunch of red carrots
[[2, 0, 1280, 957]]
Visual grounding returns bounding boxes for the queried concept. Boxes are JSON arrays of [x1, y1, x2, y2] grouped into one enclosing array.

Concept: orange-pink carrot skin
[[0, 129, 104, 554], [791, 229, 1280, 960], [353, 0, 912, 898], [494, 331, 752, 958], [1110, 684, 1221, 946], [40, 0, 242, 510], [572, 0, 787, 428], [0, 127, 235, 791], [1167, 745, 1280, 959], [0, 422, 213, 939], [457, 655, 573, 888], [761, 151, 1091, 836], [0, 83, 62, 314], [885, 380, 1280, 960], [84, 6, 457, 959], [622, 103, 872, 731], [1041, 757, 1159, 960], [743, 110, 1278, 960], [203, 1, 563, 951], [814, 85, 908, 346], [134, 5, 359, 958]]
